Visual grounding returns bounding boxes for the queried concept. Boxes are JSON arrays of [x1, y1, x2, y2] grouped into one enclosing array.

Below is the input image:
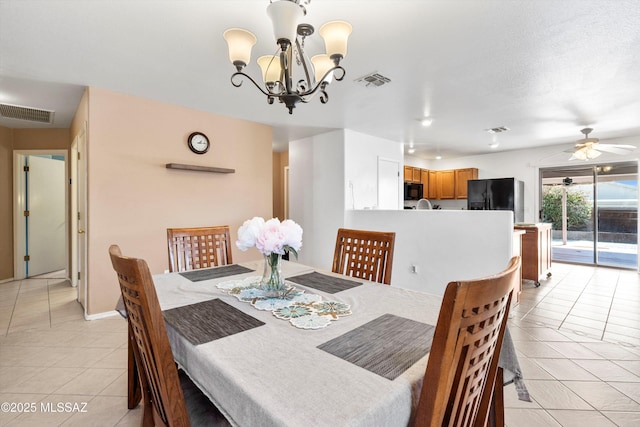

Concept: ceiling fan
[[566, 128, 636, 160]]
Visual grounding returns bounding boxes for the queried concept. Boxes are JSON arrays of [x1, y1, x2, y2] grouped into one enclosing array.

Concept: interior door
[[26, 155, 67, 276], [378, 158, 400, 209]]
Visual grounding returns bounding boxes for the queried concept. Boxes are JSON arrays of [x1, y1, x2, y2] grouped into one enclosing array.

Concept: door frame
[[13, 149, 69, 280]]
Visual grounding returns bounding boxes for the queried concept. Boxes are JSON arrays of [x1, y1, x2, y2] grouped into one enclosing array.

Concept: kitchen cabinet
[[420, 169, 429, 192], [405, 166, 478, 200], [403, 166, 421, 183], [454, 168, 478, 199], [427, 170, 438, 199], [512, 229, 525, 306], [437, 170, 455, 199], [514, 223, 552, 286]]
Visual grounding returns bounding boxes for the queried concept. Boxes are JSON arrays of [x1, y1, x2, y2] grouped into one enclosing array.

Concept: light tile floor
[[1, 263, 639, 426]]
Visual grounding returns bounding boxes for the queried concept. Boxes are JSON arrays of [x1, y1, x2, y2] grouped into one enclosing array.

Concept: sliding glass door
[[540, 161, 637, 269]]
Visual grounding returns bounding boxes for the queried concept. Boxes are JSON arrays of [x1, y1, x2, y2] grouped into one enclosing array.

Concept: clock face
[[188, 132, 210, 154]]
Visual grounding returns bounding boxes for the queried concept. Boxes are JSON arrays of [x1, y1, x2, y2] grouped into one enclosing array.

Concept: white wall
[[344, 129, 404, 210], [345, 209, 514, 295], [289, 130, 346, 270], [405, 136, 640, 223]]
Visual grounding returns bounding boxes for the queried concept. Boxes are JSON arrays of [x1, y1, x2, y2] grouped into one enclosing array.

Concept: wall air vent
[[0, 103, 55, 124], [486, 126, 510, 134], [355, 72, 391, 88]]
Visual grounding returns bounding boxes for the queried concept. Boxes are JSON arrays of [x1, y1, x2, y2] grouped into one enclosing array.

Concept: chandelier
[[223, 0, 352, 114]]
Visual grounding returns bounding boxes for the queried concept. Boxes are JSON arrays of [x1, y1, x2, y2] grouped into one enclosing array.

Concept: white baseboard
[[85, 310, 121, 321]]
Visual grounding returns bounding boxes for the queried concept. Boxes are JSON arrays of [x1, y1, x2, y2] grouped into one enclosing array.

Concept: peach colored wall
[[13, 128, 70, 150], [86, 87, 273, 315], [0, 127, 71, 281], [0, 126, 14, 280]]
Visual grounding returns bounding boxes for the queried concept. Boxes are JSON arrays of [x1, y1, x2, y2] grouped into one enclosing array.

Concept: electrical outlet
[[410, 264, 418, 274]]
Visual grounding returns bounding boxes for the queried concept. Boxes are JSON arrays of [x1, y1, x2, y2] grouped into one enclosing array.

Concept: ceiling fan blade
[[592, 144, 635, 155]]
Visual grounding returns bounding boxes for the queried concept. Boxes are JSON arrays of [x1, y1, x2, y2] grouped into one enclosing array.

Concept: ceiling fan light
[[319, 21, 352, 61], [257, 55, 282, 84], [223, 28, 257, 68], [311, 54, 334, 83], [266, 0, 303, 45]]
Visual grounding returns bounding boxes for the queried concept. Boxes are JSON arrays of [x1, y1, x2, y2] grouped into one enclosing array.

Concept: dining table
[[146, 259, 527, 427]]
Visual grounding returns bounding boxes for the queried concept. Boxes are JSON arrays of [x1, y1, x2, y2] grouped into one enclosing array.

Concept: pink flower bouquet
[[236, 217, 303, 258]]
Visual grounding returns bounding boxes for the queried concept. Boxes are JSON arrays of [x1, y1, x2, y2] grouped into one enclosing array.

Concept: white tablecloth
[[153, 260, 443, 427]]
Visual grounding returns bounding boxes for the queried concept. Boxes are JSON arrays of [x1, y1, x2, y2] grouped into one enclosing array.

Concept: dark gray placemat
[[318, 313, 434, 380], [179, 264, 255, 282], [163, 298, 264, 345], [287, 271, 363, 294]]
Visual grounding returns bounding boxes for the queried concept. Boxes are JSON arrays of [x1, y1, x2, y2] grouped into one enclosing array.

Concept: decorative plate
[[253, 298, 294, 311], [312, 301, 352, 319], [273, 305, 313, 320], [290, 313, 332, 330]]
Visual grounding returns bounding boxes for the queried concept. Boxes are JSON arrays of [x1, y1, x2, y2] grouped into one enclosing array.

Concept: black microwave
[[404, 182, 423, 200]]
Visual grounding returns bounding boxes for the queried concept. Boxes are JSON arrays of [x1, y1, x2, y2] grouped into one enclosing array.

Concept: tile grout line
[[601, 273, 621, 342]]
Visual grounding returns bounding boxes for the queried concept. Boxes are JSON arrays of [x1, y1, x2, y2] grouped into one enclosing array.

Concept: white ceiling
[[1, 0, 640, 159]]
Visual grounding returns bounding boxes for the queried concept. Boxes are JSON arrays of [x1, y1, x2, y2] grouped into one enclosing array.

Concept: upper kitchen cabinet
[[427, 170, 438, 199], [420, 169, 429, 190], [437, 170, 456, 199], [404, 166, 421, 183], [454, 168, 478, 199]]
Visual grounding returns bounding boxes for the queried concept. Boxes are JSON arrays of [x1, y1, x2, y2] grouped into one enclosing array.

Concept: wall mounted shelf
[[165, 163, 235, 174]]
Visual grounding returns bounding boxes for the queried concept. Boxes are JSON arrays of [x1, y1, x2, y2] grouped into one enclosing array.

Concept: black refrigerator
[[467, 178, 524, 223]]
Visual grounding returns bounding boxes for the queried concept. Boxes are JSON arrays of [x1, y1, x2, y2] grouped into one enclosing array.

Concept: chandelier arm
[[297, 65, 345, 98], [230, 72, 276, 97]]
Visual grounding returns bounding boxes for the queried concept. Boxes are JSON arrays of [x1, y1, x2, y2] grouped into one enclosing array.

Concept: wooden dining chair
[[109, 245, 230, 427], [413, 256, 521, 427], [332, 228, 396, 285], [167, 226, 233, 273]]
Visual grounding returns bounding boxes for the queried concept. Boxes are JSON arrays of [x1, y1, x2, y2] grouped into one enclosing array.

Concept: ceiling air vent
[[486, 126, 510, 134], [355, 72, 391, 88], [0, 103, 55, 124]]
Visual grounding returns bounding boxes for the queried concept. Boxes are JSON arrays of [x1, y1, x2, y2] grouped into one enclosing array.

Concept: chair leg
[[488, 367, 505, 427], [127, 324, 142, 409]]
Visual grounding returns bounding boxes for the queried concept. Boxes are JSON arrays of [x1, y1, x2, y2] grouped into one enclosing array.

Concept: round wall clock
[[187, 132, 210, 154]]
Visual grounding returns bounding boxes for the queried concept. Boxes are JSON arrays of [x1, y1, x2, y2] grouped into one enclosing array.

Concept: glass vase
[[260, 253, 286, 295]]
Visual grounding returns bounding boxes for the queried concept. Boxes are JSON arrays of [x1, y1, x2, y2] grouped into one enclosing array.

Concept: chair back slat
[[109, 245, 190, 427], [414, 256, 520, 427], [332, 228, 396, 285], [167, 226, 233, 273]]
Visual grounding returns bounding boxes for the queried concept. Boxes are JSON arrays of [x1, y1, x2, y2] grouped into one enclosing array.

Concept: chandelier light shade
[[258, 55, 282, 84], [311, 54, 334, 83], [319, 21, 352, 59], [223, 0, 352, 114], [223, 28, 257, 69], [266, 0, 303, 44]]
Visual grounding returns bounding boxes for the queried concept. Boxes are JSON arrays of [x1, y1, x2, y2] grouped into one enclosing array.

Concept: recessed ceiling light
[[408, 148, 415, 154], [489, 142, 499, 149], [421, 117, 433, 127], [435, 155, 442, 160]]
